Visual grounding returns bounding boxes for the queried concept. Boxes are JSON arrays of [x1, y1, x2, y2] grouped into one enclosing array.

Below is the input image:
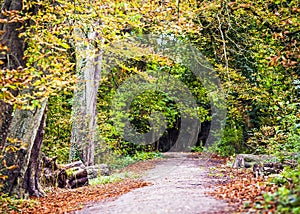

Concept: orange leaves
[[0, 43, 9, 52], [0, 158, 155, 213], [267, 34, 299, 69], [0, 9, 25, 24], [6, 165, 19, 170], [20, 180, 150, 214], [0, 67, 32, 105], [208, 166, 278, 212]]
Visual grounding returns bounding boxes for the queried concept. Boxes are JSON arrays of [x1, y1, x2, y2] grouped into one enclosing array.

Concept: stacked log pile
[[40, 155, 110, 189]]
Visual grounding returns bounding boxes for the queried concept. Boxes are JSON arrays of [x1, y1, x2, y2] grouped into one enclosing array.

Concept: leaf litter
[[3, 154, 279, 213], [6, 160, 158, 214]]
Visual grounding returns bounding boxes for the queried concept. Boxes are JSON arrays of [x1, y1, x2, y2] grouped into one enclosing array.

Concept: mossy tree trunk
[[69, 27, 101, 166]]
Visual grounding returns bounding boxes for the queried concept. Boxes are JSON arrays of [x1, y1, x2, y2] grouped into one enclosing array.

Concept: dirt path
[[76, 153, 235, 214]]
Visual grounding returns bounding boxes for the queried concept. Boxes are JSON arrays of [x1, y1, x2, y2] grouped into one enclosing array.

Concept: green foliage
[[1, 0, 299, 203], [186, 0, 299, 155], [39, 0, 299, 159], [42, 92, 73, 163], [109, 156, 137, 170], [97, 58, 210, 155], [89, 174, 124, 186], [133, 151, 162, 161], [191, 145, 203, 153], [262, 163, 300, 213], [275, 107, 300, 153], [108, 151, 162, 170], [89, 171, 140, 186], [213, 126, 247, 156]]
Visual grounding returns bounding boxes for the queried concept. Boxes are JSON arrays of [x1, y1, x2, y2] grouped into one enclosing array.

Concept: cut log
[[40, 156, 88, 189], [62, 161, 85, 170], [232, 154, 275, 168], [40, 156, 110, 188], [253, 162, 284, 177], [233, 154, 298, 177], [68, 177, 89, 189], [66, 168, 88, 188], [67, 168, 88, 181], [86, 164, 110, 179]]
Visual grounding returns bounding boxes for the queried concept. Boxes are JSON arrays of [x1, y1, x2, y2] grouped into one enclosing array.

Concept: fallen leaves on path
[[18, 179, 150, 214]]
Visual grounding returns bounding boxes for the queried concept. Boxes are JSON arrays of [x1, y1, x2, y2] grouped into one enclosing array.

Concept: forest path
[[76, 152, 235, 214]]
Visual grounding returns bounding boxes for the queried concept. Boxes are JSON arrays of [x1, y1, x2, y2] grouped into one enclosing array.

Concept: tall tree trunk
[[0, 0, 24, 148], [69, 28, 101, 166], [1, 0, 46, 198]]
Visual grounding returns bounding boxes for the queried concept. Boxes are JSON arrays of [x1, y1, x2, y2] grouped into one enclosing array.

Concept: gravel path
[[76, 153, 235, 214]]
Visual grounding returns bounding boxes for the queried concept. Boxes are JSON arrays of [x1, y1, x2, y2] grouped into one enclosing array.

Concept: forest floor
[[11, 152, 276, 214]]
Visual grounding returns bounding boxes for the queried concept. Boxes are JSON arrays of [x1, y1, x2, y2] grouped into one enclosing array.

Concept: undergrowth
[[109, 151, 162, 170], [262, 163, 300, 213]]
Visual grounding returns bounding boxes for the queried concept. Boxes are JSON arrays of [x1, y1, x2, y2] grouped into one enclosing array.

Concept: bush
[[261, 162, 300, 213], [214, 125, 246, 156]]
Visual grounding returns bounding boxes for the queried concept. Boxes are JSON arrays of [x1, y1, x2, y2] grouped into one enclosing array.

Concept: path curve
[[76, 153, 234, 214]]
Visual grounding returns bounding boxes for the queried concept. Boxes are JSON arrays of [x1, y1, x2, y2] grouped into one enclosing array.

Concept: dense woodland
[[0, 0, 299, 213]]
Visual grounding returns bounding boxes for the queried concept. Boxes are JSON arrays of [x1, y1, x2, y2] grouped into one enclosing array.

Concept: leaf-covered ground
[[2, 155, 281, 213], [207, 164, 278, 213], [3, 160, 158, 214], [27, 180, 150, 213]]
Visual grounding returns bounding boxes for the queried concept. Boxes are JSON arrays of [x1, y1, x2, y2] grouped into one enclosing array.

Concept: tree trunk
[[3, 101, 47, 198], [0, 0, 47, 198], [69, 27, 101, 166], [0, 102, 13, 148], [0, 0, 25, 148]]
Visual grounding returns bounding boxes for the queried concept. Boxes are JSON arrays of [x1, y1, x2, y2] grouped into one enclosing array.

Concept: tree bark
[[0, 102, 13, 148], [69, 27, 101, 166], [0, 0, 48, 198], [3, 101, 47, 198], [0, 0, 25, 148]]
